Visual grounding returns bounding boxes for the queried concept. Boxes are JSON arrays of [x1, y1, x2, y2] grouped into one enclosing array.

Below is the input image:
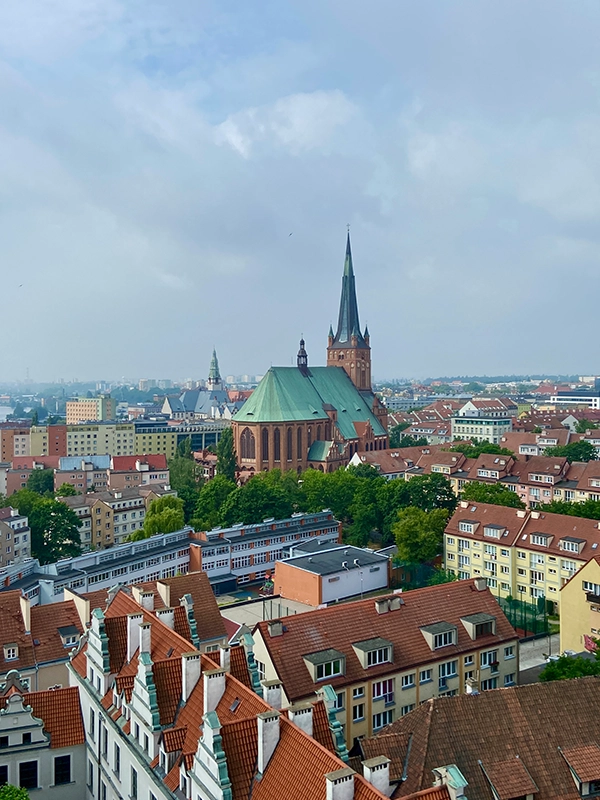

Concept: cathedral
[[232, 234, 389, 472]]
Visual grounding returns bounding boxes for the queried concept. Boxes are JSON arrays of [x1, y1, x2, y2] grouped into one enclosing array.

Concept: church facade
[[232, 235, 388, 473]]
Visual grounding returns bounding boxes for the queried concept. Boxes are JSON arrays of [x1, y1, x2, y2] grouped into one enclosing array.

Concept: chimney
[[215, 645, 228, 672], [156, 581, 171, 608], [362, 757, 392, 797], [516, 509, 526, 518], [375, 599, 389, 614], [182, 652, 201, 702], [140, 622, 151, 655], [388, 595, 404, 611], [325, 767, 355, 800], [19, 596, 31, 634], [465, 676, 479, 695], [155, 607, 175, 629], [288, 701, 313, 737], [127, 613, 143, 661], [267, 620, 283, 637], [460, 500, 468, 508], [203, 668, 226, 713], [473, 577, 487, 592], [257, 711, 280, 774], [139, 591, 155, 610], [261, 679, 282, 710], [531, 510, 540, 520]]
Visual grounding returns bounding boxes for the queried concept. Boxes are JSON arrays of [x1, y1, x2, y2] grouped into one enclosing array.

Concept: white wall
[[320, 563, 388, 604]]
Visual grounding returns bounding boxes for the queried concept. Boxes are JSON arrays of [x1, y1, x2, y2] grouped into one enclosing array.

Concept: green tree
[[575, 418, 598, 434], [449, 442, 513, 459], [55, 483, 79, 497], [427, 568, 458, 586], [398, 435, 428, 448], [347, 479, 382, 546], [347, 463, 381, 480], [393, 506, 450, 563], [192, 475, 237, 530], [406, 474, 458, 513], [220, 476, 295, 526], [167, 450, 202, 523], [463, 382, 484, 393], [0, 785, 30, 800], [543, 499, 600, 520], [27, 469, 54, 496], [298, 468, 360, 523], [389, 422, 410, 447], [0, 489, 40, 518], [539, 650, 600, 682], [216, 427, 237, 482], [461, 481, 526, 509], [545, 440, 598, 463], [139, 496, 185, 538], [30, 499, 81, 563]]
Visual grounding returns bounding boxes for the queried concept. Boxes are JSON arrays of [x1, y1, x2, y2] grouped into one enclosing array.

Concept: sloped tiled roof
[[154, 658, 182, 725], [255, 580, 516, 702], [30, 600, 84, 666], [363, 677, 600, 799], [311, 699, 336, 754], [0, 591, 35, 673], [221, 717, 258, 799], [0, 687, 84, 748]]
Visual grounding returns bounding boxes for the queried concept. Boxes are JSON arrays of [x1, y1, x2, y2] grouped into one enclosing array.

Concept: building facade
[[0, 506, 31, 566], [66, 395, 117, 424], [559, 555, 600, 654]]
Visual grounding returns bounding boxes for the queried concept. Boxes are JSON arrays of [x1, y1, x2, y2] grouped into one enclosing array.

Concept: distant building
[[233, 235, 388, 474], [162, 350, 242, 421], [65, 394, 116, 424], [0, 506, 31, 566], [451, 398, 517, 443], [559, 553, 600, 654]]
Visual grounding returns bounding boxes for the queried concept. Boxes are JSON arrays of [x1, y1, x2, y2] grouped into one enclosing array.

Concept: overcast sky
[[1, 1, 600, 383]]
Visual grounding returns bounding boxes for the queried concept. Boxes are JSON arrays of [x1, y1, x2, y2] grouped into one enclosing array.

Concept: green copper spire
[[208, 348, 221, 383], [332, 232, 367, 347]]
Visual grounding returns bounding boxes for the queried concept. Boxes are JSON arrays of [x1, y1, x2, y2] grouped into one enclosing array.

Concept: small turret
[[328, 324, 334, 347], [297, 338, 309, 376]]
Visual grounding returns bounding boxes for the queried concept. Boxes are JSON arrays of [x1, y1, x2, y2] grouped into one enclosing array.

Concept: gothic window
[[240, 428, 256, 460], [287, 428, 293, 461], [308, 427, 312, 447], [297, 428, 302, 457], [317, 425, 322, 441], [274, 428, 281, 462], [262, 428, 269, 461]]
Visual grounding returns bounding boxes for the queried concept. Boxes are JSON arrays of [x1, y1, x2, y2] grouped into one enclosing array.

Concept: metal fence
[[496, 595, 549, 637]]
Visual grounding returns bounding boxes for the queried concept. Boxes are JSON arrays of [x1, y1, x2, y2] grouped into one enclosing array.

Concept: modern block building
[[559, 554, 600, 654], [0, 506, 31, 566], [66, 395, 117, 424], [252, 579, 518, 747]]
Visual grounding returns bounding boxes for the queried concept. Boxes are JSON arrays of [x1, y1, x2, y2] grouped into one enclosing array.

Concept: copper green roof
[[330, 233, 368, 350], [208, 349, 221, 382], [307, 440, 334, 461], [235, 366, 386, 440]]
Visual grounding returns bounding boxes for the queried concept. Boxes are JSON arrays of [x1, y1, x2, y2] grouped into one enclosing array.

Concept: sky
[[1, 1, 600, 382]]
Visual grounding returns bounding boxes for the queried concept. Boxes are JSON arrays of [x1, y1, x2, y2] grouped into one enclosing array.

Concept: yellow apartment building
[[559, 555, 600, 653], [445, 501, 600, 610], [65, 395, 116, 424]]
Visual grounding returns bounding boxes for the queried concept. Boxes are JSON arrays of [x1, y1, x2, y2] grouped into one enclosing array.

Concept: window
[[114, 743, 121, 778], [481, 650, 499, 670], [504, 645, 515, 659], [19, 761, 38, 790], [0, 737, 8, 749], [316, 660, 342, 680], [367, 647, 390, 666], [88, 761, 94, 792], [401, 704, 415, 716], [54, 755, 71, 785], [101, 782, 107, 800], [434, 630, 455, 648], [4, 646, 17, 661], [286, 427, 293, 461], [22, 733, 31, 745], [273, 428, 281, 461], [372, 679, 394, 703], [352, 703, 365, 722], [261, 428, 269, 461], [102, 726, 108, 758], [504, 673, 515, 686], [335, 692, 345, 710], [297, 427, 302, 456], [0, 765, 7, 785], [459, 522, 474, 533], [352, 687, 364, 699], [131, 767, 138, 799], [438, 661, 458, 685], [401, 673, 415, 689], [481, 677, 498, 691], [89, 708, 95, 740], [419, 669, 433, 684], [373, 710, 394, 730]]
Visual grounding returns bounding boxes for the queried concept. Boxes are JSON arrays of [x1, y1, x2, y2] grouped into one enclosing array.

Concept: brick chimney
[[288, 701, 313, 737], [182, 652, 201, 702], [203, 668, 226, 713], [140, 622, 151, 655], [362, 757, 392, 796], [325, 767, 355, 800], [127, 613, 143, 661], [257, 711, 280, 774]]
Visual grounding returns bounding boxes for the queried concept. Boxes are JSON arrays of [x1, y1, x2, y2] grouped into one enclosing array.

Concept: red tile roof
[[30, 600, 84, 666], [255, 581, 517, 702], [111, 454, 168, 471], [0, 591, 35, 673], [0, 687, 84, 748]]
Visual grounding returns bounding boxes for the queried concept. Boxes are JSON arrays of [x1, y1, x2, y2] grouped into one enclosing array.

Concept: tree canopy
[[26, 468, 54, 496], [575, 418, 599, 434], [0, 785, 30, 800], [29, 499, 81, 563], [543, 498, 600, 520], [397, 435, 428, 448], [130, 496, 186, 540], [539, 649, 600, 682], [393, 506, 450, 563], [461, 481, 526, 509], [389, 422, 410, 447], [449, 442, 514, 459], [544, 440, 598, 462], [167, 443, 203, 522], [216, 427, 237, 482], [55, 483, 79, 497]]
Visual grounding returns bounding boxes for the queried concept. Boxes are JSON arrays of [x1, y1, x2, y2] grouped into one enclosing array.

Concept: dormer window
[[484, 525, 503, 539], [352, 638, 393, 668], [303, 649, 346, 682], [560, 744, 600, 798], [530, 534, 549, 547], [420, 622, 457, 651], [561, 538, 584, 554], [58, 625, 80, 648], [4, 645, 18, 661], [461, 613, 497, 640], [459, 521, 476, 534]]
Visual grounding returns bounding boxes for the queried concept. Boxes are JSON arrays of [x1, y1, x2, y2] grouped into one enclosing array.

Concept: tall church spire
[[332, 232, 367, 347], [327, 232, 371, 390], [207, 349, 223, 390]]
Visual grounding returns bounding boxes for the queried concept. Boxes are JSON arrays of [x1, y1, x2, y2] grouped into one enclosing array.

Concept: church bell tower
[[327, 233, 371, 390]]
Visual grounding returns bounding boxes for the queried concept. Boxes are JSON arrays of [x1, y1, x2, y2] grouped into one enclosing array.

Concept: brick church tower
[[327, 232, 372, 390]]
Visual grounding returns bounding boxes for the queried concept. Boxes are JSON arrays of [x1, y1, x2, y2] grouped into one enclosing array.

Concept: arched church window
[[297, 427, 302, 457], [287, 428, 293, 461], [317, 425, 322, 441], [274, 428, 281, 462], [262, 428, 269, 461], [307, 427, 312, 447], [240, 428, 256, 460]]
